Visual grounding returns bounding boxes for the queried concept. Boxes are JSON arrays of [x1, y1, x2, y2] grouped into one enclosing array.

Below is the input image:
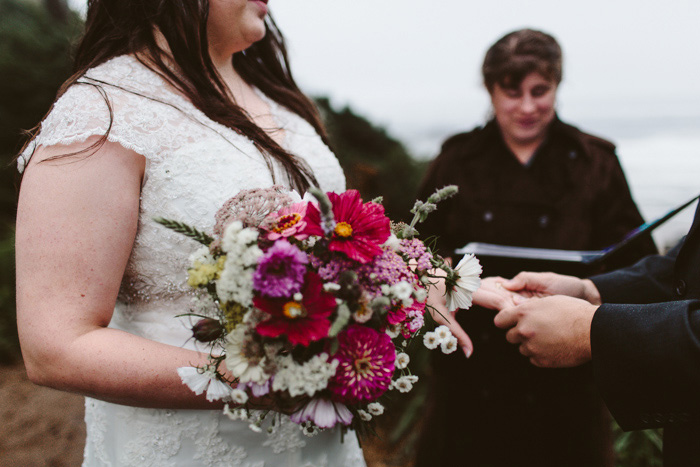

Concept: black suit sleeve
[[590, 239, 684, 304], [590, 299, 700, 430]]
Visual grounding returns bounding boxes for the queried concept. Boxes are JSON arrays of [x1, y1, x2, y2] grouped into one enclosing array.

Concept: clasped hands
[[429, 271, 602, 368]]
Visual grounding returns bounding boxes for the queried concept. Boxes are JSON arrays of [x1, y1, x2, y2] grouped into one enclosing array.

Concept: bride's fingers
[[428, 307, 474, 358], [445, 316, 474, 358]]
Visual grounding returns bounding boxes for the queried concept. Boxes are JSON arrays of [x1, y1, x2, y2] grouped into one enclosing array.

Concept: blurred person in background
[[415, 28, 657, 467]]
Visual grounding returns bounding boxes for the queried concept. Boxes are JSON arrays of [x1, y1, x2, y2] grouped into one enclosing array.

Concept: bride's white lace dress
[[20, 55, 366, 467]]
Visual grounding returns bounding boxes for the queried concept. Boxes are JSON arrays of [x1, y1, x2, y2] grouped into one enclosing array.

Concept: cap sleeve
[[18, 75, 174, 173], [18, 82, 115, 173]]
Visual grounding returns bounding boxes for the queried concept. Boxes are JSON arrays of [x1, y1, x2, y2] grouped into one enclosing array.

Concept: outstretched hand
[[502, 271, 602, 305], [426, 266, 474, 357], [493, 295, 598, 368], [472, 276, 523, 310], [428, 274, 522, 357]]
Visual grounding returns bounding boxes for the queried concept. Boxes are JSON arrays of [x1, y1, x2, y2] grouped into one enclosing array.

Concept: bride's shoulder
[[81, 55, 168, 97], [20, 55, 178, 170]]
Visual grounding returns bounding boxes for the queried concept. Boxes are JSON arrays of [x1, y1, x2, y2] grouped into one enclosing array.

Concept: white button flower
[[423, 331, 439, 350], [395, 352, 410, 369], [441, 335, 458, 354], [367, 402, 385, 416]]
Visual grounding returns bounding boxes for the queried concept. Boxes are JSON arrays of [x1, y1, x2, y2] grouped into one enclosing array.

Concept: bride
[[15, 0, 365, 465]]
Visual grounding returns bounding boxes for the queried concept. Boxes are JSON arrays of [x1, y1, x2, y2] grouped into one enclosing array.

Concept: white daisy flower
[[383, 233, 401, 251], [404, 375, 419, 384], [423, 331, 439, 350], [177, 367, 231, 402], [391, 281, 414, 301], [414, 287, 428, 303], [353, 306, 373, 324], [441, 335, 459, 354], [446, 254, 482, 312], [395, 352, 410, 369], [301, 423, 320, 437], [248, 423, 263, 433], [386, 324, 401, 339], [189, 246, 216, 266], [230, 388, 249, 405], [367, 402, 385, 416], [358, 409, 372, 421], [394, 377, 413, 393], [223, 405, 249, 421], [224, 328, 269, 385], [434, 325, 452, 343]]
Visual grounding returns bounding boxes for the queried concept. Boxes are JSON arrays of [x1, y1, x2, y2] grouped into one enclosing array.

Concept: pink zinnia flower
[[291, 398, 353, 429], [306, 190, 391, 264], [386, 306, 408, 326], [328, 325, 396, 404], [254, 272, 336, 346], [253, 240, 308, 298], [264, 202, 311, 241]]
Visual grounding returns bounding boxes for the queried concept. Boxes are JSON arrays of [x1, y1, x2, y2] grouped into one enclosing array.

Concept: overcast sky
[[274, 1, 700, 127], [70, 0, 700, 152]]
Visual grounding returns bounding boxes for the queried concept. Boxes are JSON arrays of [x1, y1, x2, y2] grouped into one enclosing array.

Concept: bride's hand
[[427, 266, 474, 358], [472, 276, 523, 311]]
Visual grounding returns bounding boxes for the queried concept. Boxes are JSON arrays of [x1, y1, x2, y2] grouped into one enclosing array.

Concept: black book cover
[[455, 195, 699, 278]]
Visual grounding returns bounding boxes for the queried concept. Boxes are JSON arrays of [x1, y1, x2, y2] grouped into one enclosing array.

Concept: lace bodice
[[21, 56, 364, 466]]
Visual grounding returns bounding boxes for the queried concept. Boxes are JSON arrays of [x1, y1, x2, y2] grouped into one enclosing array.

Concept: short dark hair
[[482, 29, 562, 92]]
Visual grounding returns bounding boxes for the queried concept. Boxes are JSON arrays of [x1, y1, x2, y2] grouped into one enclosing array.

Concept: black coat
[[415, 118, 657, 467], [418, 118, 657, 269], [591, 202, 700, 467]]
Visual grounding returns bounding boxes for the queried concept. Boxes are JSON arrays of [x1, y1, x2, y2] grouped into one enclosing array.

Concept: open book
[[455, 194, 699, 276]]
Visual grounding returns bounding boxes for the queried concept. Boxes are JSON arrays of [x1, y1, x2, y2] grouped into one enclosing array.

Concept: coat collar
[[479, 115, 593, 162]]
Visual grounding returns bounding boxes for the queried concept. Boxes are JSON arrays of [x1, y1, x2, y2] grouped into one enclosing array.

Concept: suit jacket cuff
[[591, 301, 700, 430]]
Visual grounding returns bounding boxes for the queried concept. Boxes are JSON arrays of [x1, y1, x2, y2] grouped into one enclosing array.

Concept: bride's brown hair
[[25, 0, 324, 192]]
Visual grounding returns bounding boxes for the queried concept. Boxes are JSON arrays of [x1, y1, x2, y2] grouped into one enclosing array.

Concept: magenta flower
[[386, 306, 408, 326], [306, 190, 391, 264], [328, 325, 396, 404], [253, 240, 308, 298], [254, 272, 336, 346], [264, 202, 311, 241], [291, 398, 353, 428]]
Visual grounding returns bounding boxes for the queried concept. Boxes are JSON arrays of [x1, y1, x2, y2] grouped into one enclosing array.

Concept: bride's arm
[[16, 139, 223, 409]]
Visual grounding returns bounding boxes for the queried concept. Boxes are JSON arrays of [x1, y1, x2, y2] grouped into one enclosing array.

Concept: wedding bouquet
[[156, 185, 481, 435]]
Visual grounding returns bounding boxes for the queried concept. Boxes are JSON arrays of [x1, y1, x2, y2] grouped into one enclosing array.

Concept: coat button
[[676, 280, 687, 296], [483, 211, 493, 222], [568, 150, 578, 160], [538, 215, 550, 228]]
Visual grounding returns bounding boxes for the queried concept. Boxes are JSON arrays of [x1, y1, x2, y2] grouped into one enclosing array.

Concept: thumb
[[503, 272, 534, 292]]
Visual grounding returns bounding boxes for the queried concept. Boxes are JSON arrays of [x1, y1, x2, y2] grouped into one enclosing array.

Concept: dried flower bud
[[427, 185, 458, 204], [192, 318, 224, 342], [308, 187, 336, 236]]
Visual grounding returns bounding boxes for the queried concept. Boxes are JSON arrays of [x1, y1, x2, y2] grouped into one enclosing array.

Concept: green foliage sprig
[[153, 217, 213, 246]]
